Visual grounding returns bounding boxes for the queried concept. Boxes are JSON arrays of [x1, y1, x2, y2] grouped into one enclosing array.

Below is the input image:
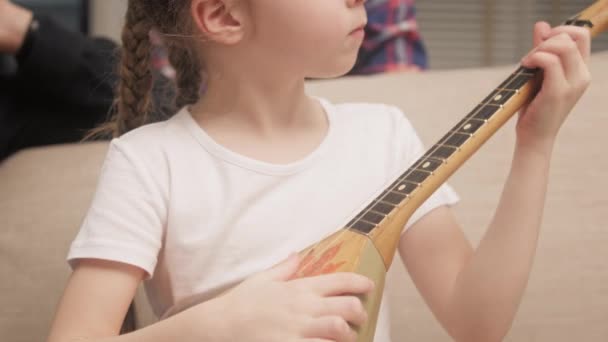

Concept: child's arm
[[398, 22, 591, 342], [47, 255, 374, 342]]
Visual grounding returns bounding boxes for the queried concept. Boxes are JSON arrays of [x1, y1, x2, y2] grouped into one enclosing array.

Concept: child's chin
[[307, 60, 358, 79]]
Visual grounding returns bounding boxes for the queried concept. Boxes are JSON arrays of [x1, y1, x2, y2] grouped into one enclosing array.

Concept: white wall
[[89, 0, 127, 42]]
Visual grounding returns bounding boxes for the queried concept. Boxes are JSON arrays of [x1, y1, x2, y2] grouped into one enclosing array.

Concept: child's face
[[244, 0, 367, 78]]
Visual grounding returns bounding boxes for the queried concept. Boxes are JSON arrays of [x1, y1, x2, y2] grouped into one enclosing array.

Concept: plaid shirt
[[349, 0, 428, 75]]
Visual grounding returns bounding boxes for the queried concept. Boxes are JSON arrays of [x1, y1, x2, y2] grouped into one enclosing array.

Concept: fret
[[437, 143, 461, 150], [425, 155, 448, 163], [354, 202, 374, 220], [482, 88, 517, 106], [566, 19, 594, 28], [454, 118, 486, 135], [427, 145, 458, 160], [497, 87, 521, 92], [496, 66, 536, 93], [377, 198, 398, 208], [361, 210, 386, 225], [498, 74, 515, 90], [370, 201, 395, 215], [358, 218, 378, 226], [349, 220, 375, 233], [354, 201, 377, 220], [504, 73, 534, 90], [347, 202, 374, 225], [439, 132, 471, 148], [382, 190, 408, 205], [517, 66, 540, 75], [414, 158, 443, 173], [369, 208, 388, 216], [471, 104, 501, 120], [347, 197, 399, 233], [564, 13, 594, 28], [517, 71, 535, 77], [389, 179, 418, 195], [404, 169, 430, 183], [493, 66, 542, 99], [566, 14, 579, 25]]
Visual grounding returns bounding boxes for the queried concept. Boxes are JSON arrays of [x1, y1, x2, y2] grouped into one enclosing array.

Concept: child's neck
[[191, 73, 324, 136], [188, 72, 330, 165]]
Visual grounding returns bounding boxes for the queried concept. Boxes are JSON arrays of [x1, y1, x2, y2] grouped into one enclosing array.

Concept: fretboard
[[346, 65, 540, 234], [345, 15, 598, 235]]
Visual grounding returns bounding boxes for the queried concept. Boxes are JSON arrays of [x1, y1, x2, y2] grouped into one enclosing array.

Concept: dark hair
[[89, 0, 202, 138]]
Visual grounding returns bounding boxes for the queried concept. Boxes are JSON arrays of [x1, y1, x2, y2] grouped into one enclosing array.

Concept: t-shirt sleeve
[[389, 106, 460, 232], [67, 139, 166, 278]]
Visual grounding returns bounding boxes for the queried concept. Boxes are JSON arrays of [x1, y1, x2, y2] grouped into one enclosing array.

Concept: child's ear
[[191, 0, 245, 45]]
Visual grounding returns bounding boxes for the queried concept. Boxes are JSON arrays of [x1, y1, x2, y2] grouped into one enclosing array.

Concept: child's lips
[[349, 23, 366, 34], [349, 25, 366, 38]]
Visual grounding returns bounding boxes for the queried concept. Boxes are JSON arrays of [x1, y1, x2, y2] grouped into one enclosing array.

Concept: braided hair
[[89, 0, 202, 138]]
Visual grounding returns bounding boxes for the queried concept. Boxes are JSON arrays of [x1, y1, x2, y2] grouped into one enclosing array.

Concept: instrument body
[[294, 1, 608, 340]]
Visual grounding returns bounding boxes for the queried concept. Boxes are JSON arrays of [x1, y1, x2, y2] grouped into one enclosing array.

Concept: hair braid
[[167, 43, 203, 109], [114, 1, 154, 136], [84, 0, 199, 140]]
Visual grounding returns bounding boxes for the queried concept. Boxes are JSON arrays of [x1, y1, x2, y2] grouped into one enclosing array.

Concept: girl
[[47, 0, 591, 341]]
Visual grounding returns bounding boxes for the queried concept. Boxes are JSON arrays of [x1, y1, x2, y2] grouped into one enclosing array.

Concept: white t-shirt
[[68, 98, 459, 341]]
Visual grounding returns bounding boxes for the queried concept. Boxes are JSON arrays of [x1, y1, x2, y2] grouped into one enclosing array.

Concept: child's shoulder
[[107, 109, 192, 165], [116, 108, 190, 146]]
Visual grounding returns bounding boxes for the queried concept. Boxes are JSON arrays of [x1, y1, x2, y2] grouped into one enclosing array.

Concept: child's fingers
[[545, 25, 591, 62], [261, 253, 302, 281], [524, 33, 588, 85], [310, 296, 368, 327], [522, 51, 568, 97], [533, 21, 552, 47], [292, 272, 374, 297], [304, 316, 358, 342]]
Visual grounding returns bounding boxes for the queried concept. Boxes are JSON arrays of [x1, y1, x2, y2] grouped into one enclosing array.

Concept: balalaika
[[292, 1, 608, 341]]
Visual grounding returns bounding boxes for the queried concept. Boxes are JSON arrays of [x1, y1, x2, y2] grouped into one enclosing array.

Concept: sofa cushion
[[0, 142, 109, 341]]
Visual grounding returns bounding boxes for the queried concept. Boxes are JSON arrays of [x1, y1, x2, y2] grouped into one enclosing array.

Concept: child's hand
[[518, 21, 591, 151], [197, 254, 374, 342]]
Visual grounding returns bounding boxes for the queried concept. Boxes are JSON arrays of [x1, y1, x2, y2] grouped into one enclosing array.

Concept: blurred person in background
[[0, 0, 175, 161], [0, 0, 117, 160], [350, 0, 428, 74]]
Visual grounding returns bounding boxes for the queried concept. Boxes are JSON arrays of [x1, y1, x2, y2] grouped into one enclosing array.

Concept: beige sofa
[[1, 51, 607, 342]]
